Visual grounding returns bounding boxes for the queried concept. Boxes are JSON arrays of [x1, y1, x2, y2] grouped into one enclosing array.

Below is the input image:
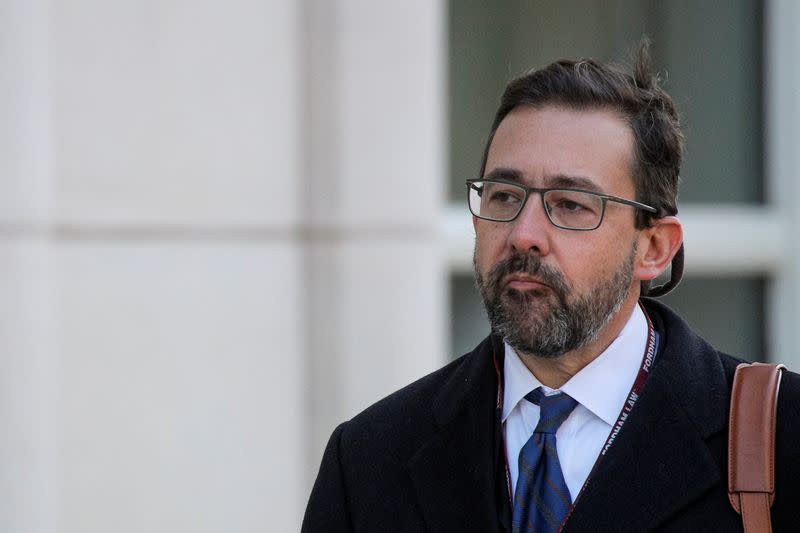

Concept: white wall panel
[[0, 241, 57, 533], [0, 0, 451, 529], [337, 0, 444, 226], [302, 1, 448, 499], [55, 242, 304, 533], [50, 0, 298, 226], [0, 0, 51, 223], [307, 240, 445, 459], [335, 240, 444, 410], [0, 2, 57, 532]]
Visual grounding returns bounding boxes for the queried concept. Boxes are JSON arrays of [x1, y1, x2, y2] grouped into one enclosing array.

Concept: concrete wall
[[0, 1, 446, 531]]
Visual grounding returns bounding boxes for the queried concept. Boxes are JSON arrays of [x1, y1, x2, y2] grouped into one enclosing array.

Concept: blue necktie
[[512, 388, 579, 533]]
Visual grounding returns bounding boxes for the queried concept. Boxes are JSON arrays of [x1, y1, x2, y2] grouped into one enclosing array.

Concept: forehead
[[484, 105, 636, 194]]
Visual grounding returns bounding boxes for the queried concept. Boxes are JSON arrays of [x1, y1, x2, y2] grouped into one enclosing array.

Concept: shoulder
[[643, 296, 800, 433], [335, 355, 461, 453], [645, 296, 800, 394], [642, 298, 800, 522], [335, 335, 497, 461]]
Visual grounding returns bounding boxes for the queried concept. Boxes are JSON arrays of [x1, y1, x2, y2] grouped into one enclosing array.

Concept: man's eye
[[554, 199, 587, 212], [546, 191, 601, 216], [489, 190, 522, 204]]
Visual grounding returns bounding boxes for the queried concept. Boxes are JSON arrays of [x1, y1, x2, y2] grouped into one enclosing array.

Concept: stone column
[[0, 0, 57, 531], [301, 0, 448, 491]]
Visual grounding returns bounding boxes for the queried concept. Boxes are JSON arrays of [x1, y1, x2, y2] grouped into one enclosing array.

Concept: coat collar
[[407, 335, 507, 533]]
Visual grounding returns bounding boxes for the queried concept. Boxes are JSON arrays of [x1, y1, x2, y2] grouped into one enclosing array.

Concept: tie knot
[[525, 388, 578, 434]]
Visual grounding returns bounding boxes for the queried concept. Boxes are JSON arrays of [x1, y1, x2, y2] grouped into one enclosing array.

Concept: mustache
[[485, 253, 570, 298]]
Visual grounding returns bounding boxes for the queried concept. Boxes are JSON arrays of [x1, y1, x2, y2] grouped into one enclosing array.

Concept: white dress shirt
[[502, 304, 649, 502]]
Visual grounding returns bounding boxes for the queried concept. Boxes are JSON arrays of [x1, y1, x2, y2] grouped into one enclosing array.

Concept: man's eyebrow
[[482, 168, 524, 183], [483, 170, 607, 193], [544, 174, 605, 193]]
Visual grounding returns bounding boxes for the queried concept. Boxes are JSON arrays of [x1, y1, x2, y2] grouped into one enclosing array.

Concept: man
[[302, 45, 800, 532]]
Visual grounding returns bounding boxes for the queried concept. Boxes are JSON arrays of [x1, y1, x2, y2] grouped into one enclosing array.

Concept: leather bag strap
[[728, 362, 784, 533]]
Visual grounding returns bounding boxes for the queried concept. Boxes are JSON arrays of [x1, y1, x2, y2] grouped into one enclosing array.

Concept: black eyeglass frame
[[466, 178, 658, 231]]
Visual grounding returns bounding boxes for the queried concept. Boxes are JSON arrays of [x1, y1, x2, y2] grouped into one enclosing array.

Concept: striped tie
[[512, 388, 579, 533]]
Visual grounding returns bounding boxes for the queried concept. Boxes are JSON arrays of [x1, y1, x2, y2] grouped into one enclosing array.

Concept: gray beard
[[474, 245, 635, 359]]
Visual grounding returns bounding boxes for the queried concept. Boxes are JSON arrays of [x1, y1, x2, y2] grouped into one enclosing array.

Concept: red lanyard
[[494, 305, 659, 504]]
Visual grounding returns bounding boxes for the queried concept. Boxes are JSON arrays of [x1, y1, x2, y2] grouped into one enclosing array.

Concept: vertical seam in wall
[[298, 0, 314, 504], [299, 0, 344, 501]]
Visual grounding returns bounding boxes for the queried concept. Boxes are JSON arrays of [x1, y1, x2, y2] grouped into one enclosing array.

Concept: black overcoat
[[303, 299, 800, 532]]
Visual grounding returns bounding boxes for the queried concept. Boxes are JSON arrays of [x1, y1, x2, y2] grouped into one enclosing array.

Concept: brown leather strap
[[737, 492, 773, 533], [728, 362, 784, 533]]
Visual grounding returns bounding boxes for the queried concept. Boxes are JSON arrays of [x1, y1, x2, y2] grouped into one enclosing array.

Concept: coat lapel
[[564, 300, 731, 531], [407, 336, 506, 533]]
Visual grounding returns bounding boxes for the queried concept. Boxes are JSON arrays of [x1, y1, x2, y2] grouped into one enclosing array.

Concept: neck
[[517, 298, 639, 388]]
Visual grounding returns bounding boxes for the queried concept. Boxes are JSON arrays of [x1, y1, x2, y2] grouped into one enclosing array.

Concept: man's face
[[473, 105, 642, 358]]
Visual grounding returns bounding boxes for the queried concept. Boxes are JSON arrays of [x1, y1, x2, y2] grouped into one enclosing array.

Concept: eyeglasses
[[466, 179, 657, 231]]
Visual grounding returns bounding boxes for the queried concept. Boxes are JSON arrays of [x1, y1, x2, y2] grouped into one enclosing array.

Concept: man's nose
[[507, 193, 552, 255]]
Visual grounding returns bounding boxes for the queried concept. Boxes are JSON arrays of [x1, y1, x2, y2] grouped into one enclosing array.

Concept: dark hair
[[479, 41, 685, 296], [480, 40, 684, 230]]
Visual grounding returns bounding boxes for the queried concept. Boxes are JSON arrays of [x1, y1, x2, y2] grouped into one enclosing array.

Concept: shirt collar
[[502, 303, 649, 426]]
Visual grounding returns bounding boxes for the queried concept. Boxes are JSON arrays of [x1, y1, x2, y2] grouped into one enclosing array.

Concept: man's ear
[[635, 216, 683, 282]]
